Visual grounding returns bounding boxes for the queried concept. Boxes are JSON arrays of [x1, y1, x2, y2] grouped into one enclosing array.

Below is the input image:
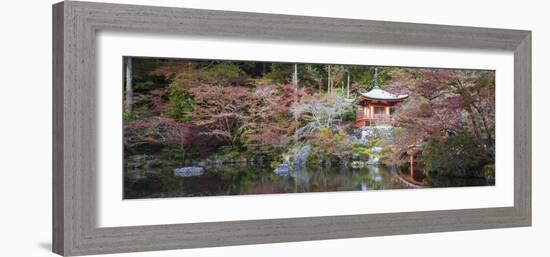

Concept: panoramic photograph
[[122, 57, 495, 199]]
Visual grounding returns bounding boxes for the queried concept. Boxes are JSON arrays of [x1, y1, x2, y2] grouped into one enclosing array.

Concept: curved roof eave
[[362, 95, 409, 101]]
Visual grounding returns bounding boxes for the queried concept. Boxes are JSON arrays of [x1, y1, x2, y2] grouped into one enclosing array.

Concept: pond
[[123, 155, 493, 199]]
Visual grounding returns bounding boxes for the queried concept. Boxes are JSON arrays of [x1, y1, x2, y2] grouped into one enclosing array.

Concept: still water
[[124, 157, 491, 199]]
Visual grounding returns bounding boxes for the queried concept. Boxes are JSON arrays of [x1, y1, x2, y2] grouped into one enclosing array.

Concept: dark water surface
[[124, 156, 492, 199]]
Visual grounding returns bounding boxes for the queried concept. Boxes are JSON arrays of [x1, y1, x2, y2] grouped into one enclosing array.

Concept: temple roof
[[359, 88, 408, 101]]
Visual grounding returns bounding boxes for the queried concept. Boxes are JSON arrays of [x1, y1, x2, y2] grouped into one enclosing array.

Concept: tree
[[308, 128, 353, 163], [386, 68, 495, 165], [424, 132, 492, 177], [326, 65, 345, 95], [187, 85, 258, 147], [302, 64, 325, 91], [347, 66, 393, 93], [291, 94, 351, 138], [327, 65, 331, 95], [447, 70, 495, 141], [265, 63, 293, 84], [292, 63, 299, 103], [125, 57, 133, 113], [346, 71, 351, 98], [248, 84, 305, 146]]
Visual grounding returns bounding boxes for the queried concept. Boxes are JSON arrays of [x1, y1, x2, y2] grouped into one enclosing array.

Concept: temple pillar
[[370, 105, 374, 118], [385, 106, 390, 122], [368, 105, 374, 126]]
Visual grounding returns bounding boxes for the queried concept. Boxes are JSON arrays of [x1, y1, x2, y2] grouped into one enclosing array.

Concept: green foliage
[[208, 62, 245, 78], [124, 104, 151, 122], [331, 86, 355, 99], [348, 66, 394, 91], [207, 62, 247, 85], [265, 63, 292, 84], [167, 85, 193, 122], [351, 138, 386, 162], [123, 109, 135, 122], [352, 143, 370, 161], [378, 147, 392, 163], [225, 149, 241, 159], [306, 128, 352, 166], [425, 132, 493, 177], [482, 164, 495, 182], [131, 58, 163, 80], [299, 64, 326, 89], [134, 81, 156, 91], [270, 160, 281, 169]]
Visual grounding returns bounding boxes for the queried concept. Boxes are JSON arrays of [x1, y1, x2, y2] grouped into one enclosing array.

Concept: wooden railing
[[355, 114, 392, 127]]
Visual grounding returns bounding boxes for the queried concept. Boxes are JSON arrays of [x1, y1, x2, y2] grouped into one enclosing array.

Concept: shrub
[[341, 106, 356, 122], [207, 62, 247, 85], [265, 63, 292, 84], [167, 85, 193, 122], [483, 164, 495, 182], [425, 132, 493, 177], [134, 81, 156, 91], [307, 128, 352, 166], [270, 160, 281, 169], [124, 104, 151, 122], [225, 149, 241, 159], [352, 143, 370, 161]]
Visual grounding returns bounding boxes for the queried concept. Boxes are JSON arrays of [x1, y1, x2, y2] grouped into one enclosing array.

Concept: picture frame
[[52, 1, 531, 256]]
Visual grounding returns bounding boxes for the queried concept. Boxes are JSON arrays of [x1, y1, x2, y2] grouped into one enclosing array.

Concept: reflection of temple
[[354, 68, 408, 128]]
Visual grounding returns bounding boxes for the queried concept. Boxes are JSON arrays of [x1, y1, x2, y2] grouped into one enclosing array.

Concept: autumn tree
[[291, 94, 352, 138], [386, 68, 495, 168]]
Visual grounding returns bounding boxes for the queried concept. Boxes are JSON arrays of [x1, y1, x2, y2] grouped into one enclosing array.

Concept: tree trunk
[[347, 71, 350, 98], [472, 102, 493, 141], [293, 63, 299, 103], [327, 65, 331, 95], [125, 57, 133, 114], [466, 107, 481, 139]]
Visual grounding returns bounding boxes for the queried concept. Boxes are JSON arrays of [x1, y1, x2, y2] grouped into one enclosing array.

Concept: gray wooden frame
[[52, 1, 531, 256]]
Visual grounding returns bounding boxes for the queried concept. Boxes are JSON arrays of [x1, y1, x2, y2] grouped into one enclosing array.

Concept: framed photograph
[[53, 1, 531, 256]]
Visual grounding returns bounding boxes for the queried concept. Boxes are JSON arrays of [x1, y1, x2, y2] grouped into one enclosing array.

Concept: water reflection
[[124, 158, 492, 199], [124, 161, 409, 199]]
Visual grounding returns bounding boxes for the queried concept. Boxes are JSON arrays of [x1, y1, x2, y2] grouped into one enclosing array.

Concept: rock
[[273, 163, 290, 176], [349, 135, 359, 143], [358, 126, 395, 140], [360, 131, 369, 145], [291, 144, 311, 169], [372, 146, 383, 153], [174, 166, 205, 177], [130, 154, 149, 161], [367, 156, 379, 165], [351, 161, 365, 168]]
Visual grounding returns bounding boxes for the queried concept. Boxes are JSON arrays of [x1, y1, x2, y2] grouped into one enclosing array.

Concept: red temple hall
[[354, 69, 408, 128]]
